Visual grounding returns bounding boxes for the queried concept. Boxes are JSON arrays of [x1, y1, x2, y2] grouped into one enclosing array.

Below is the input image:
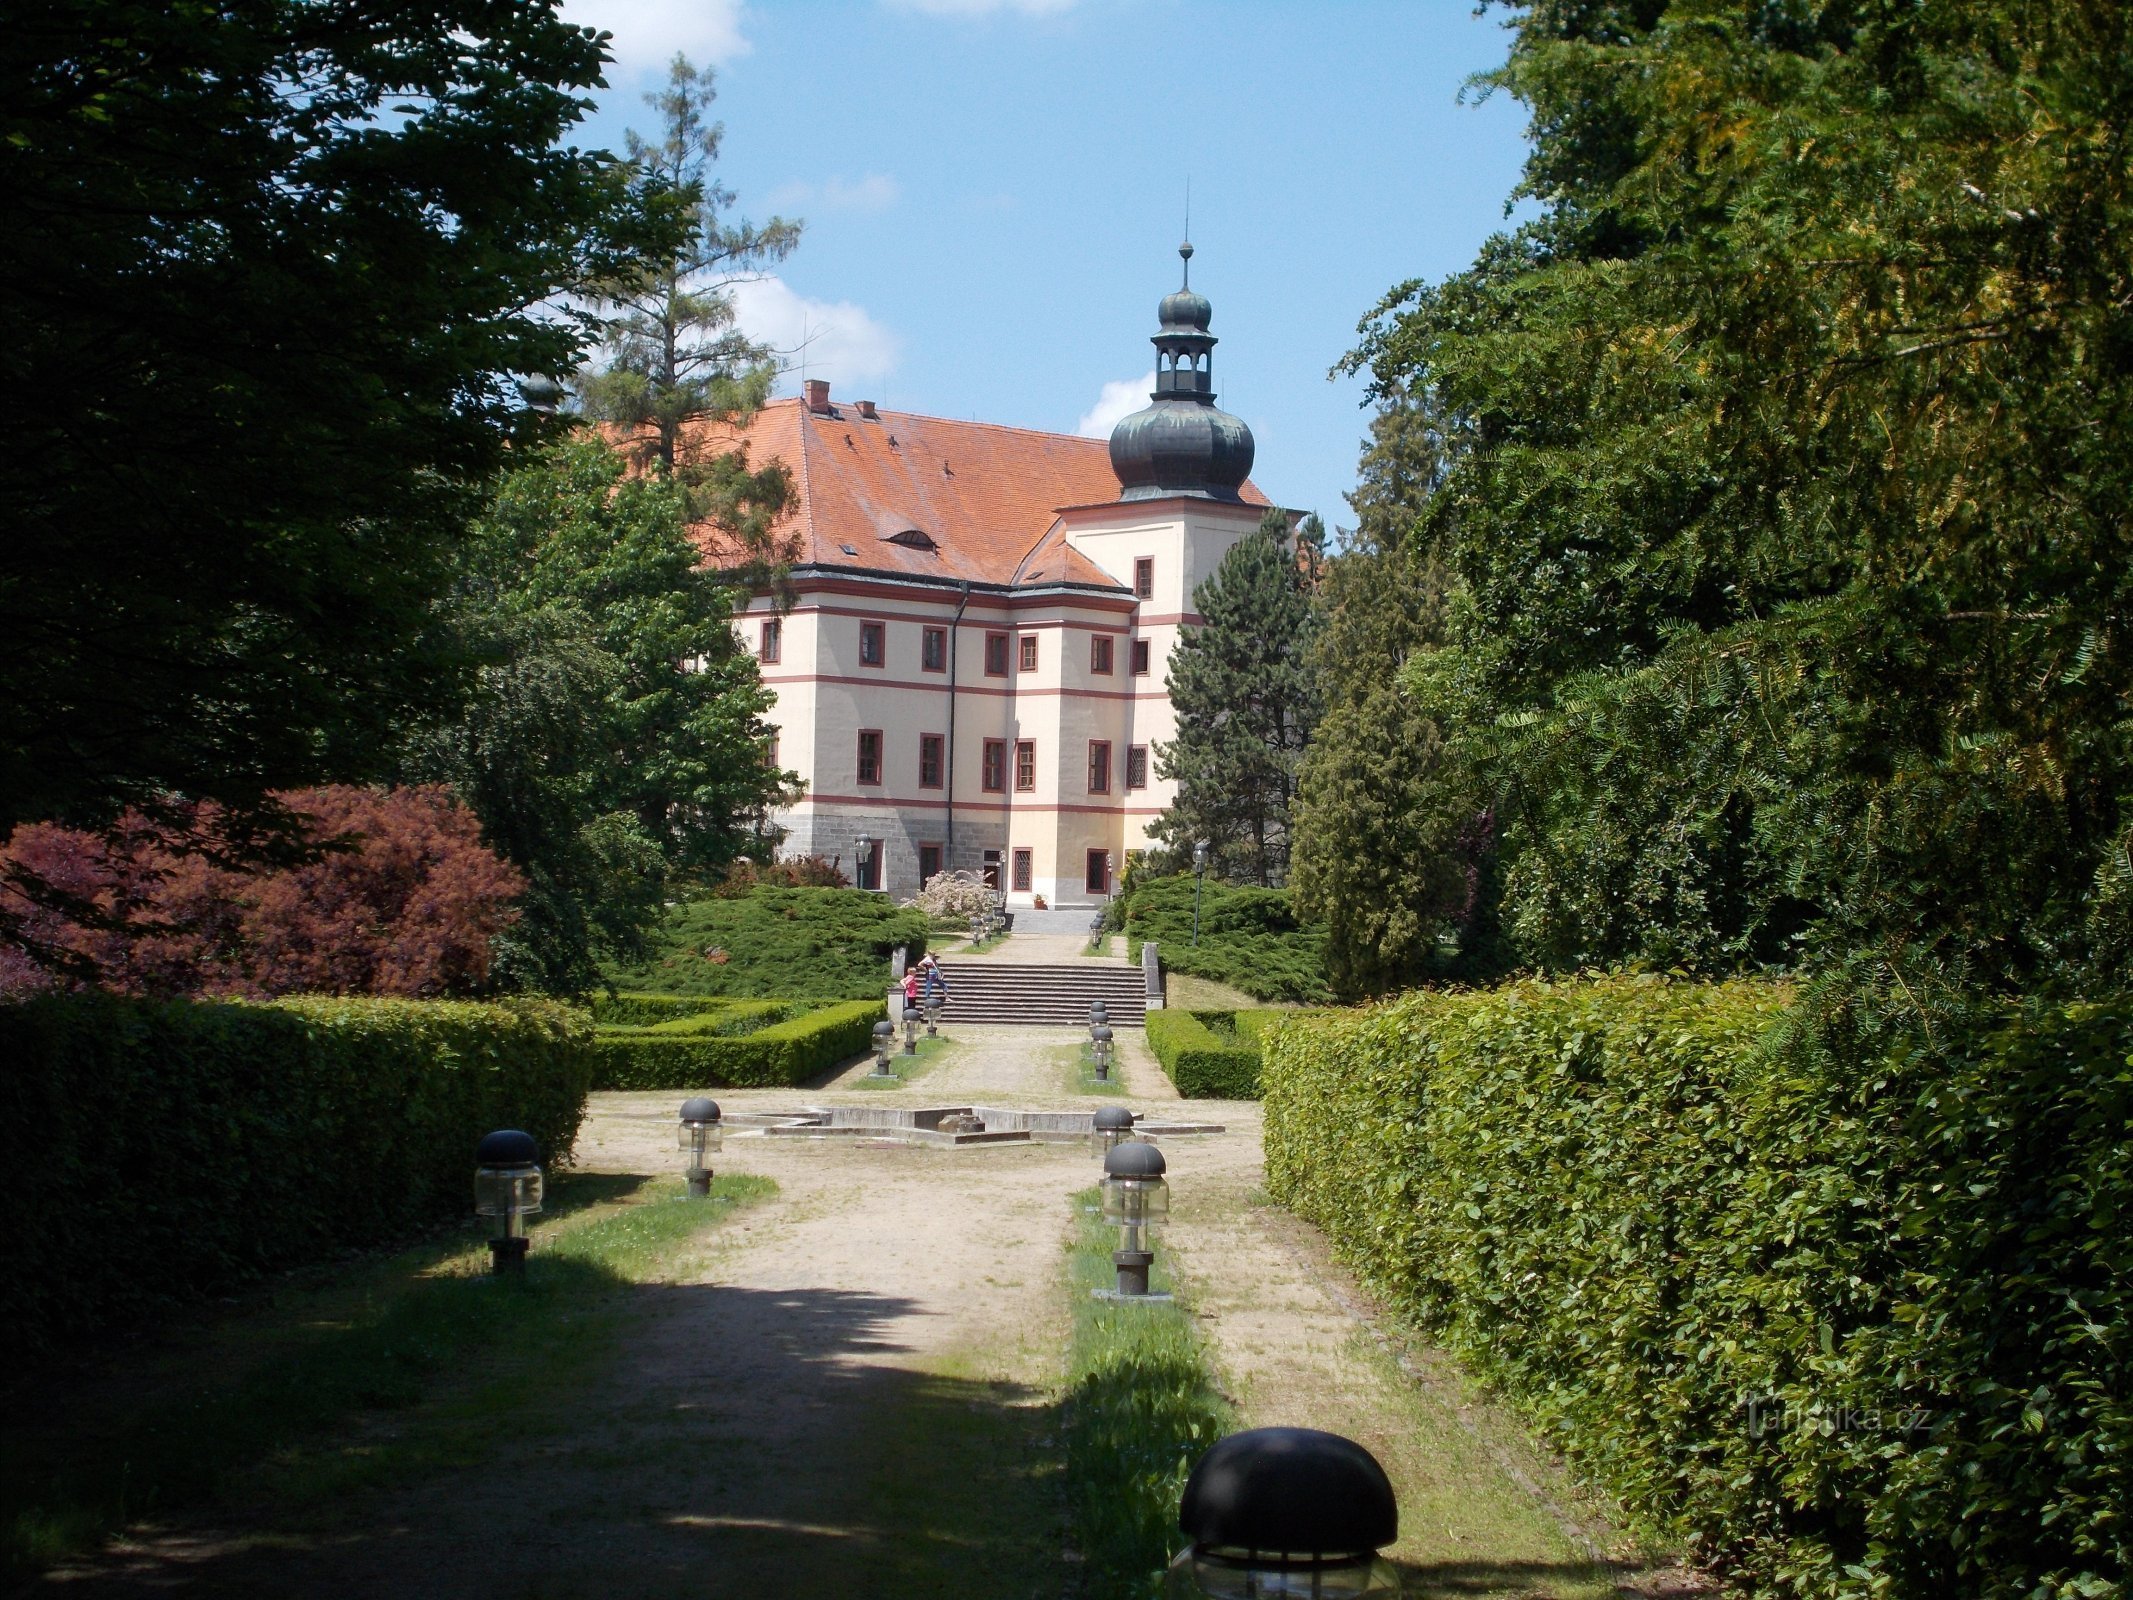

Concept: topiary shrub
[[0, 991, 592, 1366], [1262, 976, 2133, 1599], [589, 998, 883, 1089]]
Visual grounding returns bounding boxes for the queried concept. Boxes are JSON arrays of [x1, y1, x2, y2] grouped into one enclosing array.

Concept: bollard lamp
[[871, 1019, 896, 1075], [1090, 998, 1109, 1028], [924, 998, 942, 1037], [1166, 1427, 1402, 1597], [902, 1003, 921, 1054], [475, 1129, 543, 1276], [1101, 1137, 1170, 1295], [678, 1097, 722, 1197], [1092, 1022, 1115, 1081], [1091, 1103, 1136, 1158]]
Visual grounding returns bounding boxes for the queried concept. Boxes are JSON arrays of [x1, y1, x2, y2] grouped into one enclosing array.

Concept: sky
[[557, 0, 1535, 533]]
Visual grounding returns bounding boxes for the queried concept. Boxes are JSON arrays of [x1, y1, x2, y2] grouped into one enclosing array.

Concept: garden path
[[35, 1025, 1663, 1599]]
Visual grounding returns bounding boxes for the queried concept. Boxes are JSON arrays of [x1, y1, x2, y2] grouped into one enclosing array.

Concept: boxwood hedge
[[0, 992, 592, 1367], [589, 998, 884, 1090], [1262, 976, 2131, 1598], [1145, 1009, 1269, 1099]]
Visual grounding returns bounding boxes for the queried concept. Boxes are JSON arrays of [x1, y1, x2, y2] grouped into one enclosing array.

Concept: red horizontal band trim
[[771, 601, 1135, 636], [792, 792, 1164, 816], [751, 574, 1137, 614], [761, 672, 1152, 701], [1130, 612, 1203, 628]]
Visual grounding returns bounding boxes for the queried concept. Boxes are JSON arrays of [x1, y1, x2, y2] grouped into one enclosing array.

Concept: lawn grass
[[1162, 970, 1270, 1011], [1061, 1187, 1232, 1594], [850, 1032, 957, 1090], [943, 927, 1010, 955], [2, 1171, 774, 1583], [1057, 1040, 1131, 1096]]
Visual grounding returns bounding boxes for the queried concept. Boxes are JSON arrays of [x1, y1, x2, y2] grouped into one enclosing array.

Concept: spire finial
[[1180, 179, 1193, 285]]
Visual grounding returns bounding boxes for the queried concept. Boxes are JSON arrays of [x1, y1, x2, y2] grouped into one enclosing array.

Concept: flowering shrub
[[904, 868, 996, 925], [713, 855, 849, 896]]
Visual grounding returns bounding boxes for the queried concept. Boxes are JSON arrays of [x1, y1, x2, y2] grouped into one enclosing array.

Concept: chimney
[[804, 378, 832, 414], [856, 399, 878, 420]]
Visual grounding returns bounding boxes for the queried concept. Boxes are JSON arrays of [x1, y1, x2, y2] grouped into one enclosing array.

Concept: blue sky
[[559, 0, 1534, 532]]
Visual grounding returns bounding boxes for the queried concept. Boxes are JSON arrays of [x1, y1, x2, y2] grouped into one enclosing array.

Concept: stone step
[[915, 962, 1151, 1024]]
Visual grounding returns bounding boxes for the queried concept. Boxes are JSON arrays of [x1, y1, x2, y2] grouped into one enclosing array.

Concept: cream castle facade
[[712, 247, 1280, 907]]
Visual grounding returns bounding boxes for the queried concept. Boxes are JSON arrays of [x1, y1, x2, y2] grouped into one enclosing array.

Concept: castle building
[[712, 246, 1280, 906]]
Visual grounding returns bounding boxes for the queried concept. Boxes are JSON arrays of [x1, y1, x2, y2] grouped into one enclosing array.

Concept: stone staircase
[[926, 961, 1148, 1025]]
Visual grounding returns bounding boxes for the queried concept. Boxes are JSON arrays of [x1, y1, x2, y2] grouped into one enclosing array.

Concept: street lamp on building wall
[[1166, 1427, 1403, 1596], [1192, 842, 1209, 947], [856, 837, 876, 892]]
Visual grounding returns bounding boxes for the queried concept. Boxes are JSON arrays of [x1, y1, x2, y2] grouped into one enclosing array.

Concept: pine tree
[[1150, 509, 1322, 887]]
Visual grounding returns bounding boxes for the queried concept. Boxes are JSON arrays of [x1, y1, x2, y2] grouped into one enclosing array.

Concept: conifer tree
[[1150, 509, 1322, 887]]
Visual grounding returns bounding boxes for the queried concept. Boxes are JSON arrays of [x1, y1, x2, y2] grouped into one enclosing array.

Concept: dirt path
[[32, 1027, 1661, 1599]]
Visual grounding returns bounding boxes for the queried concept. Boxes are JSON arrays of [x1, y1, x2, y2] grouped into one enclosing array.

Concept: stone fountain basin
[[731, 1105, 1224, 1148]]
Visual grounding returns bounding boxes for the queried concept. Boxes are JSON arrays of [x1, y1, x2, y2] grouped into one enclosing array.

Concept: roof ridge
[[783, 395, 1108, 448]]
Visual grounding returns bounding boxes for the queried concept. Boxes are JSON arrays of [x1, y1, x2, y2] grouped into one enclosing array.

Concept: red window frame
[[1126, 744, 1148, 789], [918, 732, 944, 790], [981, 739, 1006, 793], [1018, 634, 1038, 673], [1086, 849, 1110, 896], [855, 839, 881, 892], [918, 842, 943, 883], [1014, 739, 1036, 793], [765, 732, 781, 769], [859, 619, 886, 668], [1090, 635, 1113, 674], [758, 617, 781, 663], [1131, 639, 1152, 676], [921, 626, 948, 673], [1087, 739, 1111, 795], [1134, 557, 1153, 599], [1011, 848, 1033, 892], [856, 728, 883, 786], [983, 631, 1009, 677]]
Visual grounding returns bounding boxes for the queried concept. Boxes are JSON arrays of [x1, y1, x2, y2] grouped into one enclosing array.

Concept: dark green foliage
[[606, 886, 928, 1000], [588, 998, 883, 1090], [1144, 1010, 1263, 1100], [0, 0, 670, 846], [1062, 1189, 1232, 1595], [1346, 1, 2133, 992], [588, 992, 758, 1026], [1263, 979, 2132, 1598], [0, 993, 592, 1366], [1123, 875, 1330, 1004], [1149, 510, 1323, 887]]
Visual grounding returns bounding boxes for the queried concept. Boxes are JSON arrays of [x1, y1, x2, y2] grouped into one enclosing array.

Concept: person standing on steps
[[902, 963, 922, 1011]]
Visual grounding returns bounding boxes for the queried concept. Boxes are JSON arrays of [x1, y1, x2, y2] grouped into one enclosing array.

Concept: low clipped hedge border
[[0, 993, 593, 1367], [1146, 1009, 1268, 1099], [588, 993, 736, 1026], [1262, 976, 2132, 1599], [589, 998, 884, 1090]]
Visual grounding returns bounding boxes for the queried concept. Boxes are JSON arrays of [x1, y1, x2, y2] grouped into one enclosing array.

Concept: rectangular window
[[918, 843, 943, 883], [1126, 744, 1148, 789], [1014, 739, 1036, 792], [859, 619, 885, 667], [758, 617, 781, 663], [919, 732, 944, 789], [1019, 634, 1038, 673], [1086, 849, 1110, 896], [984, 631, 1009, 677], [982, 849, 1001, 891], [855, 839, 881, 892], [981, 739, 1006, 793], [1088, 740, 1111, 794], [922, 626, 947, 672], [1131, 639, 1152, 676], [856, 729, 882, 786], [1134, 557, 1154, 599], [1090, 634, 1114, 674], [766, 732, 781, 770], [1011, 848, 1033, 893]]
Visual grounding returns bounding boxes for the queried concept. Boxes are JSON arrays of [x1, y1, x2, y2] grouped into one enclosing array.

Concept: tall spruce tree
[[1150, 510, 1322, 886]]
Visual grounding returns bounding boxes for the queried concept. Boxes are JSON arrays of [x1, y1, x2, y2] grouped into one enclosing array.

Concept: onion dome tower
[[1108, 241, 1255, 501]]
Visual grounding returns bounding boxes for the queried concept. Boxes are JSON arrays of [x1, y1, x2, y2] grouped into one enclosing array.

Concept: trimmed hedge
[[589, 998, 884, 1089], [1263, 976, 2132, 1599], [588, 993, 737, 1026], [1146, 1009, 1261, 1099], [0, 992, 592, 1367]]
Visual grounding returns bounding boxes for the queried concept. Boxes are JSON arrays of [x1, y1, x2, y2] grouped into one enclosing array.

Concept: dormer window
[[885, 528, 936, 551]]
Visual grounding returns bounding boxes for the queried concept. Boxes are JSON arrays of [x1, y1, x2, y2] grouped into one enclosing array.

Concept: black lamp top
[[1092, 1024, 1115, 1041], [1103, 1138, 1167, 1178], [679, 1097, 721, 1124], [476, 1129, 538, 1167], [1179, 1428, 1398, 1555], [1092, 1105, 1136, 1130], [874, 1019, 894, 1034]]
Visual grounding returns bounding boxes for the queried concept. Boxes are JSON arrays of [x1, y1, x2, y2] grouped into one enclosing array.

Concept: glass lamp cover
[[475, 1165, 543, 1217], [1163, 1547, 1403, 1598], [678, 1123, 723, 1156], [1102, 1174, 1169, 1226]]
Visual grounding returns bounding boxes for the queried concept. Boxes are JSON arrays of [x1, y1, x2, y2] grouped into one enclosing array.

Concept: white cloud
[[565, 0, 750, 79], [1076, 372, 1154, 438], [730, 276, 902, 389], [764, 173, 901, 214], [887, 0, 1076, 14]]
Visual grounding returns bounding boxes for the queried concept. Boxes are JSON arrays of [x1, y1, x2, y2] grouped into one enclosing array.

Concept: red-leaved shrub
[[0, 786, 523, 999]]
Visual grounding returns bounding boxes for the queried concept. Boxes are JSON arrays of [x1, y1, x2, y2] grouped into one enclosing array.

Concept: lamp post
[[1166, 1427, 1403, 1597], [1091, 1022, 1114, 1081], [857, 836, 875, 892], [1192, 841, 1209, 947], [871, 1019, 896, 1077], [1091, 1103, 1135, 1157], [474, 1129, 543, 1277], [1100, 1138, 1170, 1296], [923, 997, 942, 1037], [678, 1097, 722, 1198], [902, 1003, 921, 1055]]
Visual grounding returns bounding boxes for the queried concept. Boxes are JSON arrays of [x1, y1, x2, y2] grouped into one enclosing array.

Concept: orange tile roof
[[683, 396, 1267, 590]]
